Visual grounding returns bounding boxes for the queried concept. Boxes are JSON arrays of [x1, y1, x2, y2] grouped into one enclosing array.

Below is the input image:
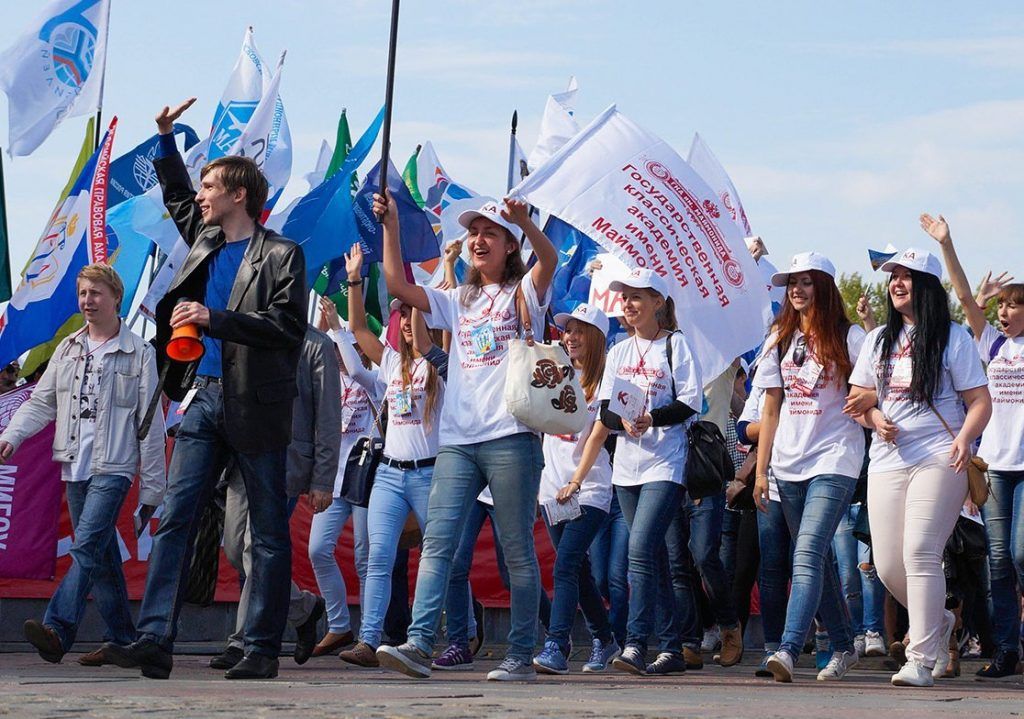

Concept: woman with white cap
[[920, 213, 1024, 679], [754, 252, 867, 683], [335, 243, 447, 668], [596, 268, 704, 676], [848, 246, 991, 687], [373, 192, 558, 682], [532, 303, 621, 675]]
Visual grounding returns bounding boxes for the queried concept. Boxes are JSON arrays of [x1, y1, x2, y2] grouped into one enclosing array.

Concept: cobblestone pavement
[[0, 651, 1021, 718]]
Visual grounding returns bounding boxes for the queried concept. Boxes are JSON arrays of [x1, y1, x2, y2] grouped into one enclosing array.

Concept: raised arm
[[344, 243, 384, 366], [920, 213, 988, 337], [373, 191, 430, 312], [502, 199, 557, 298], [153, 98, 204, 246]]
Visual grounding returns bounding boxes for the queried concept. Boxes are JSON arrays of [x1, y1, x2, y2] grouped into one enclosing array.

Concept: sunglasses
[[793, 336, 808, 368]]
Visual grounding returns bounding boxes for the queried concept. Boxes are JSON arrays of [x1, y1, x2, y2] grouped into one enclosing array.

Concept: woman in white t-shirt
[[308, 299, 379, 657], [848, 247, 991, 687], [753, 252, 866, 683], [335, 244, 447, 667], [531, 303, 619, 675], [373, 192, 558, 682], [920, 213, 1024, 678], [596, 268, 704, 676]]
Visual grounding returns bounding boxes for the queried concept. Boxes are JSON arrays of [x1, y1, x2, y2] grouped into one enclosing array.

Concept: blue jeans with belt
[[777, 474, 856, 660], [405, 432, 544, 662], [982, 469, 1024, 653], [45, 474, 134, 650], [135, 384, 291, 657]]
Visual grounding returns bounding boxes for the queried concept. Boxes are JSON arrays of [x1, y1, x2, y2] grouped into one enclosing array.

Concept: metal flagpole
[[94, 0, 112, 151], [506, 110, 518, 193], [378, 0, 401, 197]]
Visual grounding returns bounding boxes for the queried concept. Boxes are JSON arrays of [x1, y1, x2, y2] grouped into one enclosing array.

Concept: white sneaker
[[766, 650, 794, 683], [701, 625, 722, 652], [817, 650, 858, 681], [892, 659, 934, 687], [854, 634, 866, 658], [932, 610, 955, 679], [864, 631, 887, 657], [486, 655, 537, 682]]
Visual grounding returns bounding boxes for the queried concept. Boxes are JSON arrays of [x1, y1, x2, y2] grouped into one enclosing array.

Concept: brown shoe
[[311, 631, 354, 657], [890, 640, 908, 666], [78, 648, 109, 667], [24, 620, 64, 664], [717, 626, 743, 667], [682, 646, 704, 670], [339, 641, 380, 667]]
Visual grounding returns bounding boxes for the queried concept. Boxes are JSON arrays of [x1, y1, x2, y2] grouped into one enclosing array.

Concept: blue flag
[[107, 124, 200, 207], [546, 215, 600, 317], [869, 247, 898, 272], [353, 160, 439, 266]]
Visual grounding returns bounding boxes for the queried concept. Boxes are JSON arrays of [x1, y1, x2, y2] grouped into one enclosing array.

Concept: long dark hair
[[876, 269, 951, 404]]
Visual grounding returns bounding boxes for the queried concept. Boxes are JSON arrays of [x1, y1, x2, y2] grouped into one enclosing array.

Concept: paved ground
[[1, 650, 1021, 718]]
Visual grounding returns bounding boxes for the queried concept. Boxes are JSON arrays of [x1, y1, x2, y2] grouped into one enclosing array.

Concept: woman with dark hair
[[849, 247, 991, 687], [753, 252, 867, 682], [921, 213, 1024, 679]]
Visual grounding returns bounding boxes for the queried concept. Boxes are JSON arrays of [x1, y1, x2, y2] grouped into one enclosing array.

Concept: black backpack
[[664, 333, 735, 499]]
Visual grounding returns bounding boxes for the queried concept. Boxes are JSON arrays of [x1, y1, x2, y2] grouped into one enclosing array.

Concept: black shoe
[[646, 651, 687, 675], [225, 652, 280, 679], [469, 599, 485, 656], [209, 645, 244, 670], [976, 651, 1020, 679], [611, 645, 648, 675], [293, 596, 326, 665], [101, 640, 173, 679], [24, 620, 64, 664]]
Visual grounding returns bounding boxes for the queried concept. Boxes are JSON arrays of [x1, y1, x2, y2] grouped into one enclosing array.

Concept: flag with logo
[[0, 119, 117, 367], [415, 141, 479, 248], [687, 133, 752, 238], [0, 0, 110, 157], [510, 106, 770, 380]]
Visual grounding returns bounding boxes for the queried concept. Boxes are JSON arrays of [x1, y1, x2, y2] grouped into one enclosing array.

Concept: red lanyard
[[340, 376, 364, 408], [479, 284, 513, 317], [632, 335, 657, 374]]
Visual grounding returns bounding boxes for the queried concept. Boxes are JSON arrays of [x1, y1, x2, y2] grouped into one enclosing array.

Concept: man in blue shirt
[[101, 97, 307, 680]]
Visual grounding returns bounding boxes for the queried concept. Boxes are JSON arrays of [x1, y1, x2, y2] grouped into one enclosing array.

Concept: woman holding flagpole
[[373, 190, 558, 682]]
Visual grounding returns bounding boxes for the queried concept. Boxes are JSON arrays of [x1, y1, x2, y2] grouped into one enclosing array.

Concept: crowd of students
[[5, 126, 1022, 686]]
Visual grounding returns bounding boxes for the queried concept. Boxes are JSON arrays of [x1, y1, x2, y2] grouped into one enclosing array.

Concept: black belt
[[382, 456, 436, 470], [193, 375, 222, 388]]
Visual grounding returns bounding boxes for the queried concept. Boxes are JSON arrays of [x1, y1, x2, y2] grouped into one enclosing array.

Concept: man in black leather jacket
[[102, 97, 307, 681]]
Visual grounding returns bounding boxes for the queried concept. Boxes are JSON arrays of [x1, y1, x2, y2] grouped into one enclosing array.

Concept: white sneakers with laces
[[892, 659, 934, 687], [817, 650, 858, 681]]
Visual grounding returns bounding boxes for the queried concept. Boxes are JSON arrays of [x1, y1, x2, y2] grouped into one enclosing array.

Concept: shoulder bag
[[341, 395, 386, 508]]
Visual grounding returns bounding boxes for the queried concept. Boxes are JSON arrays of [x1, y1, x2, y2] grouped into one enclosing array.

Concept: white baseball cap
[[609, 267, 670, 300], [880, 247, 943, 280], [457, 198, 519, 237], [771, 251, 837, 286], [553, 303, 610, 338], [389, 298, 407, 313]]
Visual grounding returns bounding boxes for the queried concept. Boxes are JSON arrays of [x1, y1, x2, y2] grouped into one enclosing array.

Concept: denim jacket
[[1, 323, 166, 506]]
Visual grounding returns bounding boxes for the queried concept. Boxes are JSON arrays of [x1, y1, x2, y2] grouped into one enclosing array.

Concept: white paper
[[610, 376, 646, 425]]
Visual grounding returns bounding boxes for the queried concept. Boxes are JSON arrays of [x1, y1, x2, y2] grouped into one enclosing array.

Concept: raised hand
[[372, 190, 398, 229], [345, 243, 364, 281], [977, 270, 1015, 305], [501, 198, 532, 228], [156, 97, 197, 134], [443, 239, 463, 266], [747, 236, 767, 262], [318, 295, 341, 331], [919, 213, 951, 245]]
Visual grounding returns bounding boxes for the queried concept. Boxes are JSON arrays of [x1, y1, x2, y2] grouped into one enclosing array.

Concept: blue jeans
[[135, 385, 291, 657], [617, 481, 683, 652], [834, 504, 885, 635], [359, 463, 432, 647], [407, 433, 544, 661], [543, 504, 612, 652], [777, 475, 856, 660], [308, 496, 368, 634], [757, 498, 792, 647], [589, 493, 629, 646], [684, 491, 739, 629], [982, 470, 1024, 653], [45, 475, 134, 650]]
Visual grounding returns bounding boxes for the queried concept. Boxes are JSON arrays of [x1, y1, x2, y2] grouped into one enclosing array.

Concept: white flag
[[527, 76, 580, 173], [687, 133, 752, 237], [511, 106, 771, 380], [0, 0, 110, 156]]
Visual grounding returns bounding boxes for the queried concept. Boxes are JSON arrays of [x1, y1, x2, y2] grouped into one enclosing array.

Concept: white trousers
[[868, 455, 966, 667]]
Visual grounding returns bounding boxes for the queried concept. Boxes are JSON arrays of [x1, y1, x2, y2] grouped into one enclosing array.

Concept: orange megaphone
[[166, 297, 205, 363]]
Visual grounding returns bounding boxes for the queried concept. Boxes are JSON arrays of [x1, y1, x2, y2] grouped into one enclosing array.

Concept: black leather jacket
[[153, 151, 307, 453]]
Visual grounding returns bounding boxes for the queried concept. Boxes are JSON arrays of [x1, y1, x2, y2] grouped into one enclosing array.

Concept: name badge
[[390, 386, 413, 416], [469, 317, 496, 357], [891, 355, 912, 388], [177, 388, 198, 415], [791, 358, 824, 396]]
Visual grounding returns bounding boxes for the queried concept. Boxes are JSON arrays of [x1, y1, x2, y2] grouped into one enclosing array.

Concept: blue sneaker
[[582, 638, 621, 673], [532, 640, 569, 675], [815, 631, 833, 671]]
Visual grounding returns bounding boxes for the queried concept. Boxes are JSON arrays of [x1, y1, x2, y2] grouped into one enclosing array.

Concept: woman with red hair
[[753, 252, 867, 683]]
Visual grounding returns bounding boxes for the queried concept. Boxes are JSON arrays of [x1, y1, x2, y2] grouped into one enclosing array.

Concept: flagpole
[[95, 0, 112, 152], [506, 110, 518, 193], [378, 0, 401, 197]]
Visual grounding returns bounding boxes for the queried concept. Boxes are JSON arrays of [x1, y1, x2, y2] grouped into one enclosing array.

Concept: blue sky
[[2, 0, 1023, 289]]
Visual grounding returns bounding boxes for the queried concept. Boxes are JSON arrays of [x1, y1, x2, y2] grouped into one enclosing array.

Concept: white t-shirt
[[753, 325, 866, 482], [423, 273, 550, 446], [379, 345, 444, 462], [598, 330, 703, 487], [976, 324, 1024, 471], [66, 338, 119, 483], [738, 383, 779, 502], [332, 370, 382, 496], [539, 390, 613, 512], [850, 322, 988, 473]]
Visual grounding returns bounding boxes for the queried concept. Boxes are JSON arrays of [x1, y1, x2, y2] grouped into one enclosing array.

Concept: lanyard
[[340, 375, 365, 408], [478, 284, 513, 317]]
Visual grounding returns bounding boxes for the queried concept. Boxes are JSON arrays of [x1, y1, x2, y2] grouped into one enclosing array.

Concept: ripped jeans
[[833, 504, 885, 635]]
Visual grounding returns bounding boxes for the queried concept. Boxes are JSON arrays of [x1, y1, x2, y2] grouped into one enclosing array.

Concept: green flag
[[403, 146, 424, 208]]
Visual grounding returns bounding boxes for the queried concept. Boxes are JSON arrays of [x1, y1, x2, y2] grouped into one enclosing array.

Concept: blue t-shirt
[[197, 239, 249, 378]]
